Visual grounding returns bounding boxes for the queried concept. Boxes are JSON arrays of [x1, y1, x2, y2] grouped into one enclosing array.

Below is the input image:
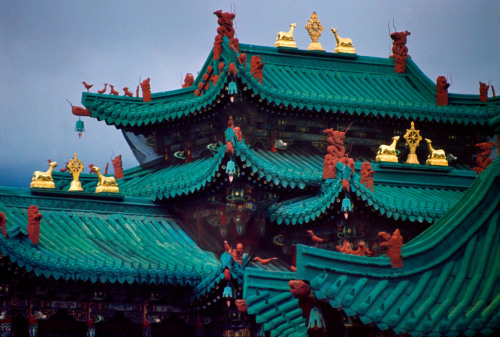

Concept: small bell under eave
[[226, 159, 236, 182], [75, 119, 85, 138], [228, 81, 237, 102]]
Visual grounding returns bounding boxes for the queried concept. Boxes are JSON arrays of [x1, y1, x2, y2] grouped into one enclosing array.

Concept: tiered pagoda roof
[[82, 38, 498, 129], [244, 154, 500, 337]]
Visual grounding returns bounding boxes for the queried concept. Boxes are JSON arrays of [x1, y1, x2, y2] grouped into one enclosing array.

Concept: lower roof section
[[243, 269, 307, 337], [0, 187, 219, 286], [294, 157, 500, 337]]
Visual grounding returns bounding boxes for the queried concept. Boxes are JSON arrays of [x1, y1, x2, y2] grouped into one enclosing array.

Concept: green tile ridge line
[[243, 269, 307, 337], [287, 159, 499, 335], [119, 144, 227, 200], [234, 141, 323, 190]]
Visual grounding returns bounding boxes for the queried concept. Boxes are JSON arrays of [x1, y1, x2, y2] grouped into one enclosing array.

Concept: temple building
[[1, 10, 499, 337]]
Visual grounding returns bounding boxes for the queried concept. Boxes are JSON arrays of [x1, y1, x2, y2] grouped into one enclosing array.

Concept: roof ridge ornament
[[67, 153, 84, 191], [330, 28, 356, 54], [403, 121, 422, 164], [305, 12, 324, 51], [275, 23, 297, 48]]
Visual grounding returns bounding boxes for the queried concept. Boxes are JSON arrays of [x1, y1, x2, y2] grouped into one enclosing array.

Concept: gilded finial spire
[[403, 121, 422, 164], [67, 153, 84, 191], [305, 12, 324, 51]]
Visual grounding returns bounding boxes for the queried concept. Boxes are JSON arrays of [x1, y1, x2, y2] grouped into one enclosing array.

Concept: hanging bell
[[228, 81, 237, 95], [226, 159, 236, 182], [75, 119, 85, 138]]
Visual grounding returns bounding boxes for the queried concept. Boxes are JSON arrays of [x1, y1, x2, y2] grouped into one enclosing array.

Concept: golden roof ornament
[[403, 121, 422, 164], [425, 139, 448, 166], [92, 166, 120, 193], [305, 12, 324, 51], [31, 161, 58, 189], [275, 23, 297, 48], [67, 153, 84, 191], [376, 136, 400, 163], [331, 28, 356, 54]]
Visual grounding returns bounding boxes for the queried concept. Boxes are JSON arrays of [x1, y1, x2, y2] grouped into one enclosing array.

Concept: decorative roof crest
[[275, 23, 297, 48], [305, 12, 324, 51]]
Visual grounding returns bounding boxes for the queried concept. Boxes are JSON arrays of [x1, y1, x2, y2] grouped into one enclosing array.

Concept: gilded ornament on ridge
[[275, 23, 297, 48], [31, 161, 58, 189], [376, 136, 399, 163], [425, 138, 448, 166], [331, 28, 356, 54], [403, 121, 422, 164], [67, 153, 84, 191], [305, 12, 324, 51]]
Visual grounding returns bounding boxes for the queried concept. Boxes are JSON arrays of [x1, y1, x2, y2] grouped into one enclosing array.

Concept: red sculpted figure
[[238, 53, 247, 68], [140, 78, 151, 102], [250, 55, 265, 84], [235, 299, 248, 313], [289, 280, 311, 297], [322, 129, 345, 179], [67, 99, 91, 116], [436, 76, 451, 106], [28, 205, 42, 245], [389, 31, 411, 73], [182, 73, 194, 88], [360, 162, 375, 192], [336, 240, 353, 254], [479, 81, 489, 102], [473, 141, 495, 175], [378, 229, 403, 268], [0, 212, 6, 237], [213, 10, 239, 59], [112, 155, 124, 179]]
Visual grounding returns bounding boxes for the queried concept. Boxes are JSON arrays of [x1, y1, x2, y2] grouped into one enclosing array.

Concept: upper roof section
[[82, 36, 499, 129]]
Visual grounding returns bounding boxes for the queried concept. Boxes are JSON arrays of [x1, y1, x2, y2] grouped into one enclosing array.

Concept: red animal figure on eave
[[253, 257, 278, 265], [306, 230, 326, 247], [0, 212, 6, 237], [322, 128, 346, 179], [479, 81, 489, 102], [28, 205, 42, 245], [289, 280, 311, 297], [82, 81, 93, 92], [98, 83, 108, 94], [66, 99, 91, 116], [336, 240, 353, 254], [389, 30, 411, 73], [235, 299, 248, 313], [109, 84, 119, 96], [123, 87, 133, 97], [378, 229, 403, 268], [436, 76, 451, 106], [473, 141, 495, 175], [182, 73, 194, 88], [360, 162, 375, 192], [140, 78, 151, 102], [238, 53, 247, 68], [213, 10, 238, 60], [112, 155, 124, 179], [351, 241, 372, 256], [250, 55, 264, 84]]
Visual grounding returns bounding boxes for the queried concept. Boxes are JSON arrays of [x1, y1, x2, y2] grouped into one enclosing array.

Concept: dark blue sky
[[1, 0, 499, 188]]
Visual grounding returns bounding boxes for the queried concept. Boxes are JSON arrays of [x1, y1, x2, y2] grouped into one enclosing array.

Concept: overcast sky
[[1, 0, 499, 188]]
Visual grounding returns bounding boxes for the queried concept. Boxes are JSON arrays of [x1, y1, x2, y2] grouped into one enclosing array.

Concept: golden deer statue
[[31, 161, 58, 189], [92, 166, 120, 193], [425, 138, 448, 166], [376, 136, 400, 162]]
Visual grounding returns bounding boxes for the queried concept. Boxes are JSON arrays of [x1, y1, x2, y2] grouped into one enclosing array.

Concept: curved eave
[[235, 141, 323, 189], [119, 145, 227, 200], [0, 191, 219, 286], [294, 157, 500, 337], [82, 71, 229, 128], [243, 269, 307, 337], [236, 46, 497, 126]]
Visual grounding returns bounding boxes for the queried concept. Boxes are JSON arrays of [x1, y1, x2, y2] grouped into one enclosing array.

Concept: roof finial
[[305, 12, 324, 51]]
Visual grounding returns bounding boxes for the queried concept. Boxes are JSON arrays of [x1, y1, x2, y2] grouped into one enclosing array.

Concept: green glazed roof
[[268, 162, 475, 225], [235, 141, 323, 189], [83, 38, 498, 128], [119, 145, 227, 200], [293, 157, 500, 337], [0, 187, 218, 285], [243, 269, 307, 337]]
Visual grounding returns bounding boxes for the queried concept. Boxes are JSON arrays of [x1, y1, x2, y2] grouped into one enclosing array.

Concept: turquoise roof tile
[[243, 269, 307, 337], [292, 157, 500, 337], [0, 187, 218, 286], [83, 39, 499, 129]]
